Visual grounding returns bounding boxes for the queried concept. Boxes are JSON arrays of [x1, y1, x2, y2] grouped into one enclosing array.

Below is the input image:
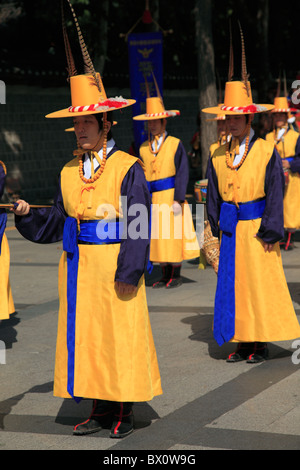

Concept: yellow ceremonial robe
[[211, 138, 300, 342], [0, 233, 15, 320], [140, 136, 199, 263], [209, 140, 223, 157], [266, 128, 300, 229], [54, 151, 162, 402]]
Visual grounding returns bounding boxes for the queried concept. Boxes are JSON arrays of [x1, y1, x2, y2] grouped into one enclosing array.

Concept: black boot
[[166, 264, 183, 288], [247, 342, 268, 363], [73, 399, 115, 435], [110, 402, 134, 438], [226, 342, 254, 362], [153, 264, 171, 288]]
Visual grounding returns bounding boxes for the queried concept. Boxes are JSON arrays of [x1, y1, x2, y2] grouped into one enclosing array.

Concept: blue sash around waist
[[214, 198, 266, 346], [283, 157, 294, 163], [0, 212, 7, 256], [78, 219, 124, 244], [147, 175, 175, 194], [62, 217, 122, 401], [0, 212, 7, 255], [146, 177, 175, 273]]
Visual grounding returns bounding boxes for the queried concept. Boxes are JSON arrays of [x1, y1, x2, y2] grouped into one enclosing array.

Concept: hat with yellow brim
[[46, 73, 135, 119], [205, 105, 226, 121], [46, 1, 135, 120], [65, 120, 117, 131], [133, 97, 180, 121], [271, 96, 290, 113], [202, 81, 274, 116]]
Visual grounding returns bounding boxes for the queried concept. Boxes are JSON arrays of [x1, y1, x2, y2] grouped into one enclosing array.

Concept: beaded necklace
[[225, 123, 251, 170], [77, 113, 108, 184]]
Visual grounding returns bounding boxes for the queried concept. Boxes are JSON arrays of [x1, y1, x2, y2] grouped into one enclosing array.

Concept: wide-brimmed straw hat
[[202, 23, 274, 116], [271, 96, 290, 113], [46, 1, 135, 119], [270, 72, 290, 113], [202, 81, 274, 115], [65, 121, 117, 132], [133, 97, 180, 121], [46, 74, 135, 119], [205, 106, 226, 121], [133, 72, 179, 121]]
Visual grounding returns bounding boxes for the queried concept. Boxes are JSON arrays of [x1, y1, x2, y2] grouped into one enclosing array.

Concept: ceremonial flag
[[128, 31, 163, 154]]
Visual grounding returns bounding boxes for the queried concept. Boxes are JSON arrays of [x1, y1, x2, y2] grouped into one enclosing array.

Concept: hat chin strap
[[91, 132, 106, 155]]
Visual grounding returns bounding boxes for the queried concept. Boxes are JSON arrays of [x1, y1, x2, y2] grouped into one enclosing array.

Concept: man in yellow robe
[[265, 96, 300, 250], [133, 90, 199, 288], [12, 1, 162, 438], [0, 160, 15, 322], [203, 78, 300, 363]]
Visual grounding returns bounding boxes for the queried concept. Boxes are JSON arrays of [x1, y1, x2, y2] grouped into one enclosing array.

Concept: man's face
[[148, 118, 166, 137], [225, 114, 248, 138], [273, 112, 288, 128], [73, 115, 101, 150]]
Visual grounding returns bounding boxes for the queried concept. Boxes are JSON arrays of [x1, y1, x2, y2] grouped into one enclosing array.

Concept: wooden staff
[[0, 203, 52, 209]]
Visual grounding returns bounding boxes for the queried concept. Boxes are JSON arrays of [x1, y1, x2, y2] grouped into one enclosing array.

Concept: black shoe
[[226, 352, 247, 362], [247, 343, 268, 363], [226, 343, 253, 363], [152, 265, 171, 288], [247, 353, 267, 363], [73, 418, 108, 435], [110, 402, 134, 439], [165, 264, 182, 289], [166, 277, 183, 288], [152, 280, 167, 288], [73, 400, 115, 435]]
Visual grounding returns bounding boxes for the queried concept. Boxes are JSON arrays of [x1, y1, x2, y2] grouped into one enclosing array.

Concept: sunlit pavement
[[1, 215, 300, 451]]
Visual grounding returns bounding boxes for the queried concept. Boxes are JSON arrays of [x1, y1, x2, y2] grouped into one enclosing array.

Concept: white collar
[[240, 127, 254, 148], [232, 128, 254, 165], [151, 131, 167, 152], [83, 138, 115, 178], [276, 127, 287, 141]]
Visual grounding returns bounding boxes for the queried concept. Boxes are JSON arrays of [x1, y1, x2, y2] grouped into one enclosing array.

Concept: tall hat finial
[[238, 21, 250, 98], [61, 0, 77, 80], [46, 0, 135, 118], [202, 21, 274, 116], [272, 70, 290, 113], [65, 0, 103, 95], [133, 70, 180, 121]]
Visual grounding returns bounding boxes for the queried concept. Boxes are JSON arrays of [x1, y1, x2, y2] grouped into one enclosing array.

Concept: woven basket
[[202, 220, 220, 274]]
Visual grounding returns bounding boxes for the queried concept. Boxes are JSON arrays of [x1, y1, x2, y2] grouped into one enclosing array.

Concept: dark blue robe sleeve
[[174, 141, 189, 201], [15, 176, 67, 243], [257, 148, 285, 243], [15, 156, 150, 286], [115, 161, 151, 286], [206, 157, 221, 238], [0, 165, 5, 198], [289, 135, 300, 173], [0, 167, 6, 220]]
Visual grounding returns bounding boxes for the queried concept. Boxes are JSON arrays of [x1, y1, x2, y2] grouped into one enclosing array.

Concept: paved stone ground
[[0, 215, 300, 452]]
